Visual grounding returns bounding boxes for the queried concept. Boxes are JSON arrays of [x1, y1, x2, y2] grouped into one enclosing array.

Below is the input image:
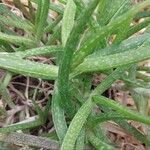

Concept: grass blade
[[92, 32, 149, 57], [14, 46, 62, 58], [0, 84, 15, 108], [35, 0, 42, 30], [93, 95, 150, 125], [0, 72, 15, 108], [72, 43, 150, 76], [127, 18, 150, 38], [87, 131, 115, 150], [0, 119, 42, 133], [0, 54, 58, 80], [60, 99, 94, 150], [45, 15, 63, 33], [62, 0, 76, 46], [97, 0, 132, 26], [58, 0, 101, 114], [0, 15, 33, 32], [75, 129, 85, 150], [116, 120, 150, 145], [0, 132, 59, 149], [36, 0, 50, 40], [52, 83, 68, 142], [0, 4, 33, 32], [0, 32, 36, 47], [61, 66, 129, 150], [72, 0, 150, 68]]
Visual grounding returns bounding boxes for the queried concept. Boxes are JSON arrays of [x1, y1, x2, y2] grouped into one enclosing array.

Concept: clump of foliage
[[0, 0, 150, 149]]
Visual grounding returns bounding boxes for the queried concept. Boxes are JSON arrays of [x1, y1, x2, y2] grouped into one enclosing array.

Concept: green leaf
[[91, 66, 130, 95], [0, 72, 14, 110], [87, 131, 115, 150], [0, 119, 42, 133], [50, 3, 64, 14], [93, 95, 150, 125], [97, 98, 150, 147], [60, 99, 93, 150], [31, 0, 64, 14], [31, 99, 44, 121], [62, 0, 76, 47], [0, 15, 33, 32], [0, 46, 62, 80], [0, 51, 131, 82], [59, 0, 67, 4], [72, 0, 150, 68], [57, 0, 101, 114], [90, 112, 127, 126], [0, 32, 36, 47], [51, 83, 68, 142], [72, 41, 150, 76], [116, 120, 150, 146], [93, 125, 110, 146], [97, 0, 132, 26], [61, 66, 130, 150], [46, 26, 61, 45], [135, 10, 150, 20], [35, 0, 42, 30], [92, 32, 150, 57], [14, 45, 62, 58], [0, 4, 33, 32], [36, 0, 50, 40], [45, 15, 63, 33], [0, 54, 58, 80], [0, 84, 15, 108], [75, 129, 85, 150], [126, 18, 150, 38]]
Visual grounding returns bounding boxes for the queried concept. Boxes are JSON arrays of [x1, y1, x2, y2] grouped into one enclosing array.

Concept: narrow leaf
[[116, 120, 150, 146], [60, 99, 93, 150], [0, 32, 36, 47], [52, 83, 68, 142], [0, 54, 58, 80], [58, 0, 101, 114], [92, 33, 150, 57], [62, 0, 76, 46], [14, 46, 62, 58], [0, 119, 42, 133], [75, 129, 85, 150], [36, 0, 50, 40], [97, 0, 132, 26], [0, 15, 33, 32], [0, 4, 33, 31], [72, 0, 150, 68], [0, 132, 59, 149], [72, 43, 150, 76], [87, 131, 115, 150], [93, 95, 150, 125], [61, 66, 130, 150]]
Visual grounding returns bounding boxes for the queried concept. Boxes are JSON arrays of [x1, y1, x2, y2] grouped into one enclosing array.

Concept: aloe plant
[[0, 0, 150, 149]]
